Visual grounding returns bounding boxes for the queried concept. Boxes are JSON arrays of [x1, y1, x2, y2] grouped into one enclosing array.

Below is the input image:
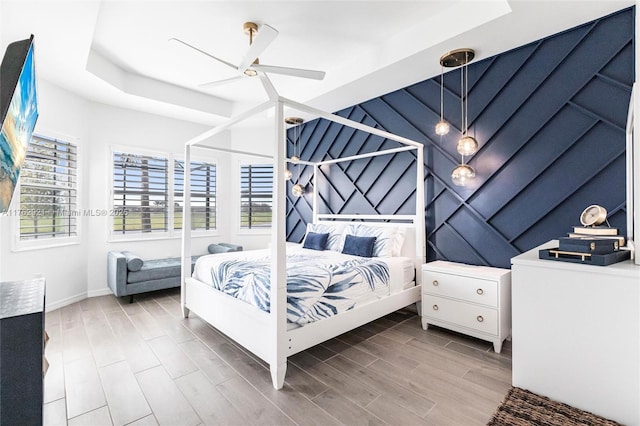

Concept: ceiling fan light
[[244, 68, 258, 77], [457, 135, 478, 156], [435, 120, 450, 136], [451, 164, 476, 186], [292, 183, 305, 197]]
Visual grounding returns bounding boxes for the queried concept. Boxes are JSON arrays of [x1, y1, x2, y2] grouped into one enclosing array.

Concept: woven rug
[[488, 387, 622, 426]]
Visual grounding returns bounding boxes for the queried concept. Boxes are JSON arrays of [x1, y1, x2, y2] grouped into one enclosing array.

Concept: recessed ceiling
[[0, 0, 634, 127]]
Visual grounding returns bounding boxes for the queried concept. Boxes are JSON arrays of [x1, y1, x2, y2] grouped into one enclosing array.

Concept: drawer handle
[[476, 288, 484, 295], [477, 315, 484, 323], [432, 304, 439, 311], [432, 280, 439, 286]]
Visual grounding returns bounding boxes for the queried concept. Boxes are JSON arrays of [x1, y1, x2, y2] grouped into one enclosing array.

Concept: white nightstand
[[421, 261, 511, 353]]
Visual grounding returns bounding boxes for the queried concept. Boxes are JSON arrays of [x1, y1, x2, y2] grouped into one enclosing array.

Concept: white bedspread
[[192, 245, 414, 325]]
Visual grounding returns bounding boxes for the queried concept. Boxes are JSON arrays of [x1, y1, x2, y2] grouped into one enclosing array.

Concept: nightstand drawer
[[422, 271, 498, 307], [423, 295, 498, 335]]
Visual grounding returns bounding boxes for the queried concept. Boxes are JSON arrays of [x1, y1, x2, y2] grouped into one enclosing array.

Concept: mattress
[[192, 244, 415, 325]]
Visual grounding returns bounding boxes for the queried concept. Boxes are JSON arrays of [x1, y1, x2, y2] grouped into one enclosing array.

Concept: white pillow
[[343, 224, 405, 257], [304, 222, 345, 252]]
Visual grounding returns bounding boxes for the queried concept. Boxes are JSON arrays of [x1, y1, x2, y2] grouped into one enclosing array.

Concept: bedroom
[[0, 1, 637, 425]]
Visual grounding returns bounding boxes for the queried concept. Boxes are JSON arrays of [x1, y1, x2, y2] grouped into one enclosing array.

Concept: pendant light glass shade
[[435, 120, 450, 136], [451, 164, 476, 186], [284, 168, 292, 181], [292, 183, 305, 197], [456, 135, 478, 156]]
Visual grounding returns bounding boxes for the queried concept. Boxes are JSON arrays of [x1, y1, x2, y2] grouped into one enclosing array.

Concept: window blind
[[19, 135, 78, 240], [240, 164, 273, 229], [174, 160, 216, 230]]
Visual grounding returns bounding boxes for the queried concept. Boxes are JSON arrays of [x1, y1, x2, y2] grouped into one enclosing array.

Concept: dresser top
[[0, 278, 45, 319], [423, 260, 511, 279]]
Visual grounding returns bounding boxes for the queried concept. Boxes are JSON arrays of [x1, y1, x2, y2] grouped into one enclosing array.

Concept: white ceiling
[[0, 0, 635, 127]]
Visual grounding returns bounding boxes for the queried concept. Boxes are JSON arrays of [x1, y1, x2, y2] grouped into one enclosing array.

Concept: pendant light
[[439, 48, 477, 187], [285, 116, 305, 196], [435, 64, 450, 136]]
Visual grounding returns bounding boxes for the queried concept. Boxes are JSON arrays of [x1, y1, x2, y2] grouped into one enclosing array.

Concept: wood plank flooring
[[43, 289, 511, 425]]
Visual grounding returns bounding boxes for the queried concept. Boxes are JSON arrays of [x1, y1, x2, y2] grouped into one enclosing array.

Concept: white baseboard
[[45, 287, 114, 312]]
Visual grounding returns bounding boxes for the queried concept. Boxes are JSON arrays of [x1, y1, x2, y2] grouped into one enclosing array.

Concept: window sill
[[108, 230, 219, 243], [12, 239, 81, 253]]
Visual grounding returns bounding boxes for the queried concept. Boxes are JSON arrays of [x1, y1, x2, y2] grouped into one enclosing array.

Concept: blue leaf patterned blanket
[[193, 246, 392, 325]]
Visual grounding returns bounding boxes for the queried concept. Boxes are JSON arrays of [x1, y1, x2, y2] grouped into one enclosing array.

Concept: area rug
[[488, 387, 622, 426]]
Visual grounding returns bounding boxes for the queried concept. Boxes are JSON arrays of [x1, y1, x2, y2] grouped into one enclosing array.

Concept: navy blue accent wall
[[286, 7, 634, 268]]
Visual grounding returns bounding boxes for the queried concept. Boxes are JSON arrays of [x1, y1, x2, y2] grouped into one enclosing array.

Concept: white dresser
[[421, 261, 512, 353], [511, 241, 640, 426]]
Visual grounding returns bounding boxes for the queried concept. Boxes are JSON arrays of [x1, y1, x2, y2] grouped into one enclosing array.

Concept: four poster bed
[[180, 75, 426, 389]]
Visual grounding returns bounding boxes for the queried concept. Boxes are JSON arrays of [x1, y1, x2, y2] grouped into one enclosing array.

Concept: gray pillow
[[122, 251, 144, 271], [208, 244, 233, 254]]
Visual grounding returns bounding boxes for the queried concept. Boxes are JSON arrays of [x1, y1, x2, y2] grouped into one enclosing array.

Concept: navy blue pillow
[[342, 235, 377, 257], [303, 232, 329, 251]]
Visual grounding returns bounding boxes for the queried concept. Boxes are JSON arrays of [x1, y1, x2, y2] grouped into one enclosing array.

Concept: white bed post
[[181, 144, 192, 318], [415, 145, 426, 271], [270, 99, 287, 389], [312, 164, 319, 224]]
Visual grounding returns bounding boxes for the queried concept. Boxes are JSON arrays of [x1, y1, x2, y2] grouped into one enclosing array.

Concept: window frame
[[237, 158, 274, 235], [109, 146, 219, 241], [12, 131, 81, 251]]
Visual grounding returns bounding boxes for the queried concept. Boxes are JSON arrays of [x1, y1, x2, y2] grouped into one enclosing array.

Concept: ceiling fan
[[170, 22, 326, 88]]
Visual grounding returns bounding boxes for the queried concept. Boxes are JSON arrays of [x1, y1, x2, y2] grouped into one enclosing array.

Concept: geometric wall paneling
[[286, 7, 633, 269]]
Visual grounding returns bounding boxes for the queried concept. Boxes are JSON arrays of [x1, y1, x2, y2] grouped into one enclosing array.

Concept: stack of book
[[538, 225, 630, 266]]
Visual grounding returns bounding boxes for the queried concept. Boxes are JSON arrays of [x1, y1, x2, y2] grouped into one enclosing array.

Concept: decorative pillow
[[342, 235, 376, 257], [344, 224, 403, 257], [304, 222, 345, 251], [122, 251, 144, 271], [303, 232, 329, 251]]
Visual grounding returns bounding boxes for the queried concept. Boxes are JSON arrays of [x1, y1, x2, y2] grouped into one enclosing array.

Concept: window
[[113, 152, 168, 234], [19, 135, 78, 240], [240, 164, 273, 229], [175, 160, 216, 231]]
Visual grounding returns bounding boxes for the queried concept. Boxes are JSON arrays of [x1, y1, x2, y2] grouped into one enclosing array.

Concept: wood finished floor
[[43, 288, 512, 426]]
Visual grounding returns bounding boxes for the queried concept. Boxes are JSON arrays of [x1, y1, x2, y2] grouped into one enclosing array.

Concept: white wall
[[85, 102, 230, 296], [0, 77, 282, 309], [0, 80, 91, 308]]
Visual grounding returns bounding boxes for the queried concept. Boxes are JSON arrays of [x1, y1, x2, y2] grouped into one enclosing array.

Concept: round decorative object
[[291, 183, 305, 197], [284, 168, 292, 181], [435, 120, 450, 136], [580, 204, 607, 226], [291, 155, 300, 164], [457, 135, 478, 156], [451, 164, 475, 186]]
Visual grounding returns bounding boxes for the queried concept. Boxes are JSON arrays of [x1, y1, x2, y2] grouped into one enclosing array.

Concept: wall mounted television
[[0, 35, 38, 212]]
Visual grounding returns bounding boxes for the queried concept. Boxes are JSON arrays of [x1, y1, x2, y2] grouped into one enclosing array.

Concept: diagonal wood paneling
[[286, 7, 634, 268]]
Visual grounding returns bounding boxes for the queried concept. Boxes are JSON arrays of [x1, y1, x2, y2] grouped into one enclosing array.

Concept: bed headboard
[[315, 214, 421, 261]]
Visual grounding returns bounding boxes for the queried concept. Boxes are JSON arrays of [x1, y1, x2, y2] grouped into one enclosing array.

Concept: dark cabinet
[[0, 278, 45, 426]]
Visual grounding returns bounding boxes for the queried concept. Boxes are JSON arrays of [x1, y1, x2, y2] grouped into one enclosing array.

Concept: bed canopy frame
[[180, 74, 426, 389]]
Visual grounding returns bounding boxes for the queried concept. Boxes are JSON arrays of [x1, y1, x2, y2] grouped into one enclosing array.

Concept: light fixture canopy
[[451, 164, 476, 186]]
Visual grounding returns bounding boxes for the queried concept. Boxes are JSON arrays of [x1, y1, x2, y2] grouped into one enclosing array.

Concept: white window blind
[[240, 164, 273, 229], [19, 134, 78, 240], [113, 152, 168, 234], [174, 160, 216, 230]]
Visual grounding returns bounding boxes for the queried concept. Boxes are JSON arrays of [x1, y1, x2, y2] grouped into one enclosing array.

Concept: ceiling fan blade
[[198, 75, 245, 88], [253, 63, 325, 80], [169, 37, 238, 71], [238, 24, 279, 73]]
